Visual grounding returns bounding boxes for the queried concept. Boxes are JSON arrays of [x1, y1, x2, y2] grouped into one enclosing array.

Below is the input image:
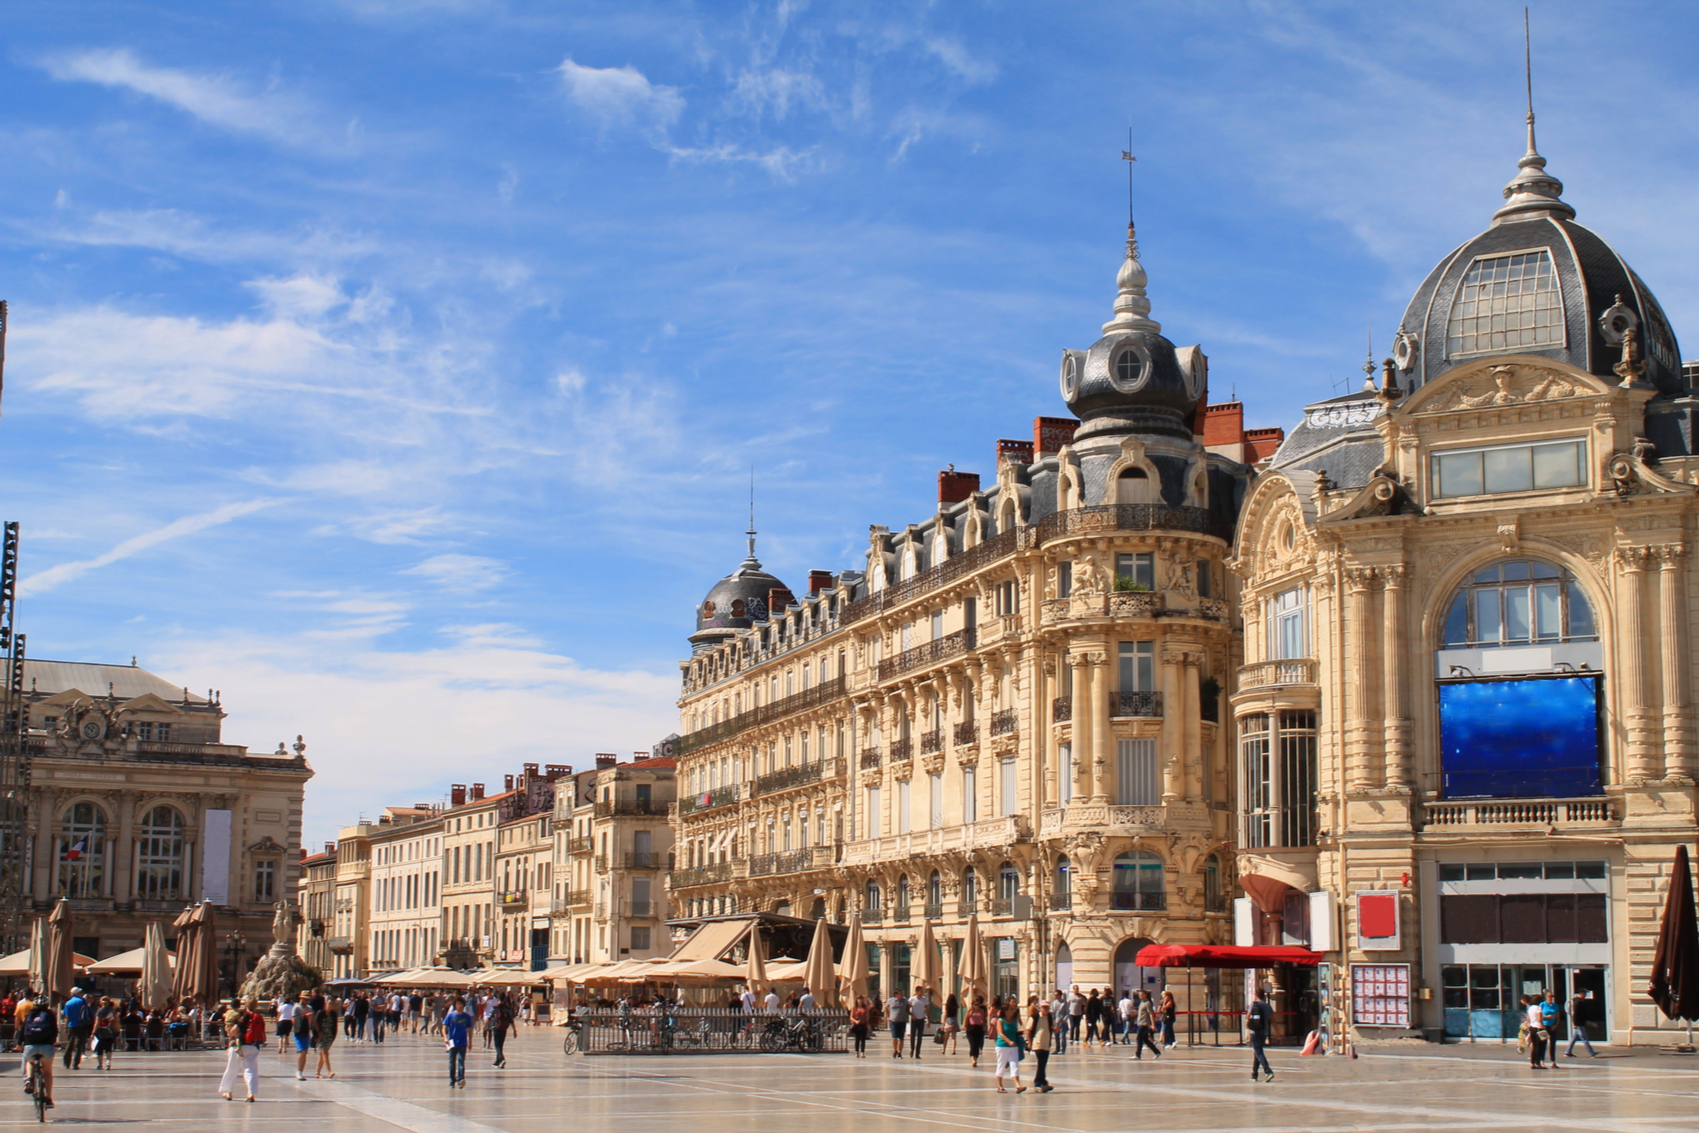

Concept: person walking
[[444, 997, 472, 1089], [489, 995, 514, 1069], [1049, 990, 1068, 1055], [849, 996, 870, 1058], [1525, 996, 1547, 1068], [1564, 990, 1598, 1058], [292, 993, 316, 1081], [1066, 986, 1085, 1046], [1247, 986, 1274, 1082], [908, 985, 930, 1059], [1083, 989, 1102, 1050], [350, 991, 369, 1043], [276, 995, 297, 1054], [1159, 988, 1177, 1049], [1115, 989, 1135, 1045], [91, 998, 118, 1071], [1133, 990, 1163, 1059], [964, 996, 987, 1068], [218, 997, 266, 1103], [1026, 996, 1054, 1093], [993, 1003, 1025, 1093], [885, 990, 908, 1059], [61, 987, 93, 1070], [1539, 992, 1561, 1069], [941, 992, 960, 1055], [315, 996, 340, 1079]]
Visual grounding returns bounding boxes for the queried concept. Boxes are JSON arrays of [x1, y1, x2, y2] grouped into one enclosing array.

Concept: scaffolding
[[0, 521, 29, 954]]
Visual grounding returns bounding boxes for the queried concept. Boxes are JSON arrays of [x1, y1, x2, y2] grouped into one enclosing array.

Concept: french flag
[[65, 836, 88, 862]]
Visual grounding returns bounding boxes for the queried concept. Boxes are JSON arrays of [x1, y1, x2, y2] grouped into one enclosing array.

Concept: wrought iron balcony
[[678, 785, 739, 816], [748, 849, 810, 877], [919, 728, 943, 755], [953, 720, 978, 746], [862, 907, 885, 925], [878, 627, 977, 682], [676, 674, 849, 755], [754, 761, 826, 796], [1205, 894, 1228, 914], [990, 898, 1015, 917], [889, 737, 913, 764], [594, 798, 667, 818], [1110, 691, 1163, 718], [990, 708, 1017, 736], [843, 528, 1020, 626], [566, 836, 592, 855], [860, 748, 882, 769], [1052, 697, 1072, 722], [1108, 891, 1167, 912], [667, 862, 732, 889], [594, 855, 608, 873], [499, 890, 528, 910], [624, 852, 670, 870], [922, 902, 945, 920], [1049, 891, 1072, 911]]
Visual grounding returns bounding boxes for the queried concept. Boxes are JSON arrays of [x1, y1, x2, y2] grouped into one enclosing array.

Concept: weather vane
[[1121, 128, 1137, 227]]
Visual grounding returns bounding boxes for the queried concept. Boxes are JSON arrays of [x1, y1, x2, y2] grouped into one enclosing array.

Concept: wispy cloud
[[401, 553, 509, 592], [20, 500, 278, 597], [41, 48, 327, 148], [557, 58, 684, 139]]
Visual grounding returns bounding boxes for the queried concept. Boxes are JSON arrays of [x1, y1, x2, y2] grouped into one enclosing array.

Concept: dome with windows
[[691, 550, 787, 650], [1390, 114, 1684, 396]]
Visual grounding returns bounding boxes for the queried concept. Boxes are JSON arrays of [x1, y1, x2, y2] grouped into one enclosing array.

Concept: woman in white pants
[[219, 998, 264, 1103], [992, 1005, 1025, 1094]]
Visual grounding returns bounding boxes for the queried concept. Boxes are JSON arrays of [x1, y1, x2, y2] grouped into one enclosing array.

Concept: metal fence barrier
[[568, 1008, 850, 1055]]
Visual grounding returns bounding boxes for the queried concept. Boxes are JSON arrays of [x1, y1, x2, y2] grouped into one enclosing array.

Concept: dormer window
[[1447, 250, 1563, 356]]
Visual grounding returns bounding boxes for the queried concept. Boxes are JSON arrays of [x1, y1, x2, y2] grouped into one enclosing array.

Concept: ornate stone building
[[17, 659, 311, 989], [1228, 115, 1696, 1044], [365, 806, 443, 972], [296, 842, 337, 977], [668, 225, 1281, 998]]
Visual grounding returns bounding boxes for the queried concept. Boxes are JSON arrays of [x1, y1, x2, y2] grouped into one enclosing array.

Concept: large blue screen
[[1438, 675, 1602, 799]]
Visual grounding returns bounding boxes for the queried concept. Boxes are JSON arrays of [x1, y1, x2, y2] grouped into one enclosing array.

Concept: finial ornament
[[1102, 138, 1159, 336], [1362, 323, 1377, 391], [1493, 8, 1574, 225], [745, 466, 759, 562]]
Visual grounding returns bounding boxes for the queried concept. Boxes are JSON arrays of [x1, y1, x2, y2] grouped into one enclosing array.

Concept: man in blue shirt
[[61, 989, 92, 1071], [443, 997, 473, 1089]]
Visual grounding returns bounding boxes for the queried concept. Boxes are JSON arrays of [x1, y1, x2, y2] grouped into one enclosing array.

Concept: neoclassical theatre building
[[668, 220, 1283, 999], [1230, 120, 1695, 1043]]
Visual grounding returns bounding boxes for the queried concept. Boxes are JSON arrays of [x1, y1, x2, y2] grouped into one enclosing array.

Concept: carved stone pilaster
[[1654, 544, 1695, 779], [1615, 546, 1657, 782]]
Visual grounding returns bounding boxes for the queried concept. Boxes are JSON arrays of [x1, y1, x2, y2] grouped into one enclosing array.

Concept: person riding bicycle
[[20, 1001, 58, 1109]]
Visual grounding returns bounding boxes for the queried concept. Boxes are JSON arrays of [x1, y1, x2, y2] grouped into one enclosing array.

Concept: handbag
[[932, 1027, 946, 1044]]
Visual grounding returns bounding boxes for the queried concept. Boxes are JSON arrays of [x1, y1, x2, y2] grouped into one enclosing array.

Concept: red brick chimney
[[1203, 402, 1245, 448], [450, 784, 467, 807], [808, 570, 834, 594], [595, 754, 617, 769], [997, 439, 1034, 466], [767, 587, 795, 615], [938, 468, 980, 505], [523, 762, 539, 780], [545, 764, 570, 781], [1244, 427, 1285, 462], [470, 783, 485, 801], [1033, 417, 1078, 455], [299, 848, 308, 861], [503, 774, 515, 791]]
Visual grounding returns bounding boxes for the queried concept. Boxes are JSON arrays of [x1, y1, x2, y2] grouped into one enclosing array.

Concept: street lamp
[[224, 930, 248, 1002]]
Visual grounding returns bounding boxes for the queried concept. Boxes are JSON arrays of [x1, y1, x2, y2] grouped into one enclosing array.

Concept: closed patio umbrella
[[27, 918, 45, 997], [141, 922, 174, 1010], [803, 918, 836, 1008], [958, 913, 986, 1000], [1648, 844, 1697, 1027], [44, 899, 76, 1003], [916, 917, 942, 997], [744, 927, 769, 993], [171, 902, 219, 1006], [836, 914, 870, 1003]]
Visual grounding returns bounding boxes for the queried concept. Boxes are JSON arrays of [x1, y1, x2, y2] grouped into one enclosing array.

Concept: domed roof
[[1390, 115, 1684, 396], [690, 552, 786, 648], [1059, 223, 1203, 442]]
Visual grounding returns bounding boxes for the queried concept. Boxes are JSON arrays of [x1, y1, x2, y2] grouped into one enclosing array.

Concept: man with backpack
[[218, 997, 266, 1102], [1247, 985, 1275, 1082], [19, 999, 58, 1109], [61, 988, 93, 1070]]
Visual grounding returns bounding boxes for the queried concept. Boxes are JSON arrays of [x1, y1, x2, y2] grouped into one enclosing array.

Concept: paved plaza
[[11, 1032, 1696, 1132]]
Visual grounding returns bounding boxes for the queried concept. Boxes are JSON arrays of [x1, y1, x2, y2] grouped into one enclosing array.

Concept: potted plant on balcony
[[1199, 676, 1222, 721]]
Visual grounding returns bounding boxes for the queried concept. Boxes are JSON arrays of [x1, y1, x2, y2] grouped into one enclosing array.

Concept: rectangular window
[[1115, 738, 1159, 806], [1269, 588, 1310, 659], [931, 610, 944, 640], [929, 771, 943, 829], [1000, 757, 1018, 816], [1058, 742, 1072, 804], [1057, 561, 1072, 598], [898, 780, 911, 834], [867, 787, 881, 838], [1431, 438, 1586, 499], [1278, 710, 1318, 847], [1241, 714, 1273, 848], [157, 723, 170, 741], [255, 861, 275, 902], [1196, 560, 1211, 598], [1118, 640, 1156, 691], [630, 926, 651, 951], [995, 580, 1019, 617], [1114, 552, 1156, 589], [962, 766, 977, 823]]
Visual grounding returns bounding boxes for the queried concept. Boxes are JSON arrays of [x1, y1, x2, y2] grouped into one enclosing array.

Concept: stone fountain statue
[[239, 899, 320, 1006]]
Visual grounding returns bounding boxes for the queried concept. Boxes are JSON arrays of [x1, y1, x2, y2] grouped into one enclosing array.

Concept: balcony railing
[[889, 737, 913, 763], [678, 785, 739, 816], [1109, 891, 1168, 911], [1052, 697, 1072, 722], [1205, 894, 1228, 914], [551, 890, 591, 914], [748, 850, 811, 877], [953, 720, 978, 746], [990, 709, 1017, 736], [326, 936, 353, 954], [920, 729, 943, 755], [922, 902, 945, 920], [594, 798, 667, 818], [1236, 658, 1317, 689], [677, 674, 849, 756], [624, 852, 669, 870], [861, 907, 884, 925], [1421, 797, 1617, 829], [594, 855, 609, 873], [891, 904, 912, 924], [860, 748, 882, 769], [1110, 691, 1163, 718], [628, 900, 654, 918], [668, 862, 732, 889], [566, 836, 592, 855], [1034, 503, 1233, 545], [879, 627, 976, 682], [754, 760, 827, 796], [990, 898, 1016, 917], [1049, 892, 1072, 911], [844, 528, 1022, 627], [498, 891, 529, 910]]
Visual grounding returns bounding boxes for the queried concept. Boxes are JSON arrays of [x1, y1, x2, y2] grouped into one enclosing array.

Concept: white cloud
[[557, 58, 684, 137], [664, 142, 817, 180], [921, 37, 998, 85], [28, 208, 376, 266], [727, 67, 827, 122], [400, 553, 509, 592], [42, 48, 325, 147], [19, 499, 278, 597]]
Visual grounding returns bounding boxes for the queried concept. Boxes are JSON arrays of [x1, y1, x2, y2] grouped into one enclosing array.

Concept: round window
[[1109, 340, 1152, 392], [701, 600, 716, 618]]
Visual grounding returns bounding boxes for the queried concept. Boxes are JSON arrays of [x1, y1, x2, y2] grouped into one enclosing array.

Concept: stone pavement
[[16, 1029, 1697, 1131]]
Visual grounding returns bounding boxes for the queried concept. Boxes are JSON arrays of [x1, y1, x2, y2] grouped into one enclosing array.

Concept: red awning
[[1133, 944, 1323, 969]]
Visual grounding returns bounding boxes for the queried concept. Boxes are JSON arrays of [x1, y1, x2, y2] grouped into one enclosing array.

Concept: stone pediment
[[248, 836, 288, 854], [1400, 356, 1612, 416], [117, 694, 187, 715], [36, 688, 91, 708]]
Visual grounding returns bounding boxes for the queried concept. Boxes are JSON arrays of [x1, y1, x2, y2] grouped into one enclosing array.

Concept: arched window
[[927, 870, 942, 909], [962, 866, 978, 908], [137, 806, 186, 902], [865, 880, 881, 910], [1441, 559, 1596, 649], [896, 875, 911, 915], [1111, 851, 1165, 912], [1054, 855, 1072, 910], [1117, 466, 1153, 505], [998, 860, 1020, 901], [1446, 250, 1562, 356], [57, 802, 107, 898], [1203, 855, 1223, 913]]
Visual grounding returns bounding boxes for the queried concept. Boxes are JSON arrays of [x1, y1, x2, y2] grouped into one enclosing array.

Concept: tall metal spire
[[1103, 137, 1160, 336], [744, 466, 758, 562], [1362, 321, 1377, 391], [1492, 8, 1574, 225]]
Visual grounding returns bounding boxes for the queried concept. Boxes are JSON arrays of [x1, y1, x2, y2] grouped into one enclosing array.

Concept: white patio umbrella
[[836, 914, 870, 1003], [141, 922, 173, 1010]]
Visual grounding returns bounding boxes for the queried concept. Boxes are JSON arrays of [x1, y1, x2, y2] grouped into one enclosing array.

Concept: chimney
[[523, 762, 539, 780], [470, 783, 485, 801], [997, 439, 1034, 466], [503, 774, 515, 791], [1244, 427, 1286, 462], [937, 468, 980, 505], [1033, 417, 1079, 456], [807, 570, 833, 594], [766, 587, 795, 615], [1202, 402, 1245, 448], [299, 848, 308, 861], [595, 754, 617, 769], [326, 842, 336, 854], [450, 784, 467, 807], [545, 764, 570, 781]]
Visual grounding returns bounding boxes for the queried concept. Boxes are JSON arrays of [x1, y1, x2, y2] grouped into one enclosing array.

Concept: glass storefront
[[1441, 963, 1608, 1042]]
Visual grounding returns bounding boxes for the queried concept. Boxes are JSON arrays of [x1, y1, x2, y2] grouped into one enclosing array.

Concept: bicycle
[[23, 1051, 48, 1123]]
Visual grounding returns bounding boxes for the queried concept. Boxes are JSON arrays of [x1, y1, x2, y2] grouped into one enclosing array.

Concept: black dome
[[691, 556, 786, 648]]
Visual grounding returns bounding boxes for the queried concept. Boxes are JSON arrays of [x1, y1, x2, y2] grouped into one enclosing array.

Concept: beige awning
[[647, 958, 744, 981], [0, 948, 96, 977], [88, 946, 176, 975], [671, 917, 756, 962]]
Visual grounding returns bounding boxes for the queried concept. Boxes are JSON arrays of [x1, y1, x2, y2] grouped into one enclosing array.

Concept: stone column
[[1160, 648, 1183, 802], [1070, 652, 1092, 805], [1040, 657, 1057, 809], [1181, 651, 1202, 800], [1655, 545, 1695, 779], [1617, 547, 1658, 782], [115, 792, 136, 900], [1090, 652, 1112, 803], [1380, 564, 1413, 791], [1345, 568, 1378, 791]]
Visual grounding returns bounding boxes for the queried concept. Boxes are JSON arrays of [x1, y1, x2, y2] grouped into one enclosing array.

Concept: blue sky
[[1, 1, 1693, 847]]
